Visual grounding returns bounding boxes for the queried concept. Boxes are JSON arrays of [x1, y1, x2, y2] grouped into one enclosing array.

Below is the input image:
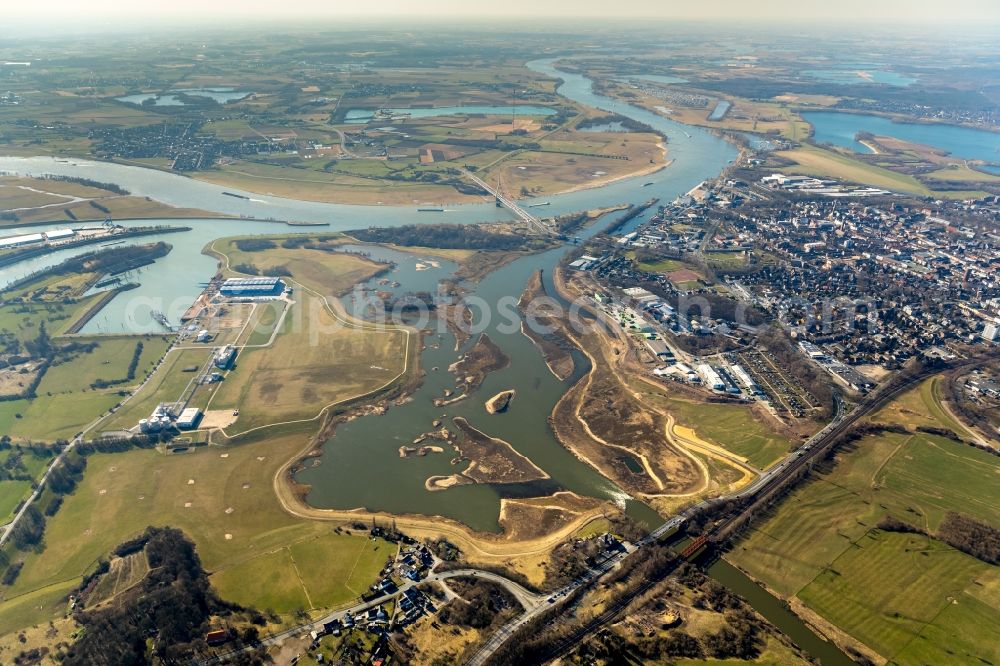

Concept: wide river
[[0, 59, 735, 529], [2, 61, 857, 663]]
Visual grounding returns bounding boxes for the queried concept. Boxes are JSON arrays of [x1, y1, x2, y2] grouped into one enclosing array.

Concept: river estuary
[[0, 59, 853, 663]]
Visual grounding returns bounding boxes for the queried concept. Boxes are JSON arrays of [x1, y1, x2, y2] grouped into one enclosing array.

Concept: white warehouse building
[[176, 407, 203, 430], [729, 364, 758, 391], [44, 228, 76, 241], [697, 363, 726, 391]]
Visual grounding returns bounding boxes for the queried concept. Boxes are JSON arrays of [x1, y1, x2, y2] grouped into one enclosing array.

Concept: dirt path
[[558, 271, 758, 498], [558, 320, 711, 499], [930, 376, 998, 448]]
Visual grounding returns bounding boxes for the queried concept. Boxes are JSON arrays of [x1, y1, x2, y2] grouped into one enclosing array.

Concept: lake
[[116, 88, 251, 106], [803, 69, 917, 87], [344, 105, 556, 124], [804, 111, 1000, 167]]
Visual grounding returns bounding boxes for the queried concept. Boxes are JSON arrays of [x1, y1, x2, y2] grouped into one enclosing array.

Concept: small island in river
[[425, 417, 549, 491], [485, 389, 516, 414]]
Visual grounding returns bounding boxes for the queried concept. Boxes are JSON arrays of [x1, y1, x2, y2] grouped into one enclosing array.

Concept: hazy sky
[[5, 0, 999, 23]]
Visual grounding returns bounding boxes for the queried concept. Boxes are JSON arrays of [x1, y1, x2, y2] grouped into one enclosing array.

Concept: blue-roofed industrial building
[[219, 276, 286, 298]]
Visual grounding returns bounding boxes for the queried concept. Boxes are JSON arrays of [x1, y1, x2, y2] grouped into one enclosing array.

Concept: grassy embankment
[[636, 384, 791, 470], [0, 175, 223, 225], [776, 144, 988, 199], [727, 379, 1000, 665]]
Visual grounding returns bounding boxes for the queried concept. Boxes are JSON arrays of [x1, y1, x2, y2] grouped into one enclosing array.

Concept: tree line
[[349, 223, 531, 251]]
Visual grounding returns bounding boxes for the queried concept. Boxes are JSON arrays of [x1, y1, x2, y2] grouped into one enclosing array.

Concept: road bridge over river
[[462, 170, 554, 235]]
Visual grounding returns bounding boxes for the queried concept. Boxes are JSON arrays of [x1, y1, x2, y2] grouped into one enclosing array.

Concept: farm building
[[220, 276, 285, 298]]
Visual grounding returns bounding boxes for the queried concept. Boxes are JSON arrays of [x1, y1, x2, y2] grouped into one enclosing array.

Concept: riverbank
[[714, 558, 881, 665], [0, 53, 744, 641], [0, 225, 189, 269], [276, 414, 609, 574], [796, 106, 1000, 135], [555, 149, 670, 197], [517, 270, 575, 381], [63, 285, 138, 334]]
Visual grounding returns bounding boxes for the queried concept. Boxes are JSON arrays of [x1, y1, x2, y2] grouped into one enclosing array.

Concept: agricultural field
[[0, 428, 391, 634], [0, 298, 102, 342], [867, 376, 990, 446], [196, 161, 468, 206], [0, 480, 32, 522], [727, 382, 1000, 664], [798, 531, 999, 666], [209, 234, 387, 295], [206, 289, 407, 433], [39, 335, 170, 394], [591, 73, 811, 141], [213, 531, 394, 613], [627, 251, 685, 274], [0, 333, 172, 441], [924, 163, 1000, 183], [0, 32, 676, 207], [731, 427, 1000, 594], [242, 300, 286, 346], [477, 125, 667, 198], [0, 448, 55, 520]]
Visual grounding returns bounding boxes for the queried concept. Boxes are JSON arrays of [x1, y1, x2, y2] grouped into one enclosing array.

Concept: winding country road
[[201, 565, 543, 665]]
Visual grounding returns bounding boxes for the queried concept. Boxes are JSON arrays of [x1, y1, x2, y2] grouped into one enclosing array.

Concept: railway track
[[471, 356, 993, 665]]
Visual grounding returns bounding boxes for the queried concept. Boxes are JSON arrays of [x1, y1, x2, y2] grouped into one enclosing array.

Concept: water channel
[[708, 559, 854, 666]]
